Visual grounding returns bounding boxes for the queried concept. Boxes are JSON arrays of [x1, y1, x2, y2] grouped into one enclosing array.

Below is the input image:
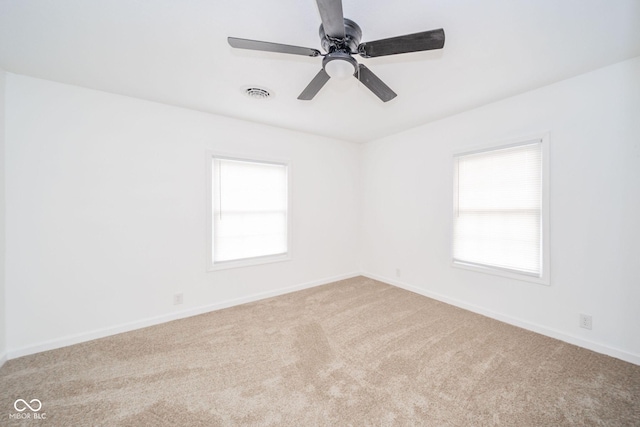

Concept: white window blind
[[453, 141, 542, 276], [212, 157, 288, 264]]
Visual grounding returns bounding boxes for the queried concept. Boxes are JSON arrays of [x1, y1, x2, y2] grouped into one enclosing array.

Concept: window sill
[[451, 261, 550, 286], [208, 253, 291, 272]]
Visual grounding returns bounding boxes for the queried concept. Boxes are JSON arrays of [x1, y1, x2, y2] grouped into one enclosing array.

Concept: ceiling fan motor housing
[[319, 18, 362, 54]]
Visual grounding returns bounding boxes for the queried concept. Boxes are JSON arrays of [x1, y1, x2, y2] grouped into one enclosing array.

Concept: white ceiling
[[1, 0, 639, 143]]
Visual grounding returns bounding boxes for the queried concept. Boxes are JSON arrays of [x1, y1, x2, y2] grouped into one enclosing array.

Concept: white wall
[[4, 74, 360, 356], [361, 56, 640, 364], [0, 68, 6, 365], [5, 57, 640, 364]]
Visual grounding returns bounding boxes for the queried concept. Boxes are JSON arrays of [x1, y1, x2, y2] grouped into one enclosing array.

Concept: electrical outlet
[[174, 293, 183, 305], [396, 268, 401, 277], [579, 314, 592, 330]]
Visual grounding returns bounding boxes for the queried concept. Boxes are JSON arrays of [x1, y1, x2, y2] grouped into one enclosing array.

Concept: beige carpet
[[1, 276, 639, 426]]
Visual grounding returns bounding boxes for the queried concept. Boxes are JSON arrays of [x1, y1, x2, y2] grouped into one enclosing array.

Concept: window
[[452, 137, 549, 284], [208, 154, 290, 270]]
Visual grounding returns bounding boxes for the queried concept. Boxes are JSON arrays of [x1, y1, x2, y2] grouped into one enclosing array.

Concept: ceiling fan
[[228, 0, 445, 102]]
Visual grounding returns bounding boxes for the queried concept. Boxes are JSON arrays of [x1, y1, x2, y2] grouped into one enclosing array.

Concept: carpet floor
[[1, 276, 639, 426]]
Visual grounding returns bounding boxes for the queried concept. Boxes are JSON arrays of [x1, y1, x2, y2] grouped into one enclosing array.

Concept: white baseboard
[[7, 272, 360, 360], [10, 271, 638, 366], [363, 272, 640, 366], [0, 352, 7, 369]]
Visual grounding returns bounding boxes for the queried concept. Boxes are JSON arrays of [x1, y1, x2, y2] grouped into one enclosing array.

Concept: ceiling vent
[[244, 87, 272, 100]]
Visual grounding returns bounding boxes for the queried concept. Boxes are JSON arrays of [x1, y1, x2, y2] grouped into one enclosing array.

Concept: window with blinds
[[453, 140, 544, 278], [211, 156, 289, 268]]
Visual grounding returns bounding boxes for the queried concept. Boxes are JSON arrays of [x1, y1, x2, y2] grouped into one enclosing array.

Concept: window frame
[[206, 151, 292, 271], [450, 134, 550, 286]]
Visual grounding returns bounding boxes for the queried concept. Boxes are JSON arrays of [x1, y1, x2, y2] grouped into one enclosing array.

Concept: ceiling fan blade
[[298, 69, 331, 100], [315, 0, 345, 38], [354, 64, 397, 102], [358, 28, 445, 58], [228, 37, 321, 57]]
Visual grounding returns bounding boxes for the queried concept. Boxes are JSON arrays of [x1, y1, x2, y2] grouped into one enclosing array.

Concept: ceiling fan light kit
[[323, 53, 357, 79], [228, 0, 445, 102]]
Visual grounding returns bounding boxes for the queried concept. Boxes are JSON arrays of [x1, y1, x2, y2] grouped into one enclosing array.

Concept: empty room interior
[[1, 0, 639, 425]]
